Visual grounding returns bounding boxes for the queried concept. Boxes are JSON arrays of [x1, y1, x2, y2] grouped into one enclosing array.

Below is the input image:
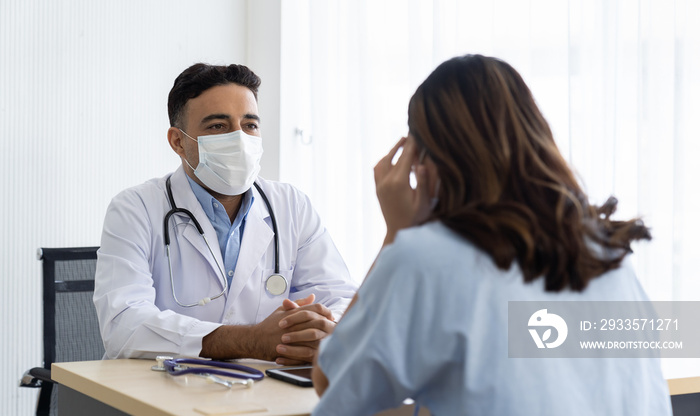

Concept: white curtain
[[280, 0, 700, 304]]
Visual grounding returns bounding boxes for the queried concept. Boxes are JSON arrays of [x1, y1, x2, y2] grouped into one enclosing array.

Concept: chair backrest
[[38, 246, 103, 416]]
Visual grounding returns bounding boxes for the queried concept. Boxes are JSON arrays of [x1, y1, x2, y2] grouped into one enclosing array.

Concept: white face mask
[[180, 129, 263, 195]]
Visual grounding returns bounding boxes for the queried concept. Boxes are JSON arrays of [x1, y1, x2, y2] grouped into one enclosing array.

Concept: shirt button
[[228, 270, 234, 277], [213, 202, 219, 208]]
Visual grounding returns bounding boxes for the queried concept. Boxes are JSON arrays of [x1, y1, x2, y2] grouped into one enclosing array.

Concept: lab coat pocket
[[256, 267, 293, 322]]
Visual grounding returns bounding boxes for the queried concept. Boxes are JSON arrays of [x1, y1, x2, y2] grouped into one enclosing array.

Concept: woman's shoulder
[[577, 256, 649, 301], [386, 222, 648, 299], [393, 221, 469, 252], [384, 221, 486, 272], [396, 220, 463, 242]]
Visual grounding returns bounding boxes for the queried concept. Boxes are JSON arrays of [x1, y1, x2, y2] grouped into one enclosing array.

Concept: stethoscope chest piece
[[265, 274, 288, 296]]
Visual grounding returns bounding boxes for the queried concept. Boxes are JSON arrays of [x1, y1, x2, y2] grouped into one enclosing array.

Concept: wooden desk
[[52, 359, 426, 416], [669, 377, 700, 396], [668, 377, 700, 416], [52, 359, 318, 416]]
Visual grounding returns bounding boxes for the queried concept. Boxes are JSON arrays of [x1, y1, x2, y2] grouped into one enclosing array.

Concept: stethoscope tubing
[[164, 176, 228, 306], [253, 182, 280, 274], [163, 175, 283, 306], [163, 358, 264, 380]]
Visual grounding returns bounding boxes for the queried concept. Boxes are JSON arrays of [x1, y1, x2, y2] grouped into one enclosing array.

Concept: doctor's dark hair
[[168, 63, 261, 128], [408, 55, 651, 292]]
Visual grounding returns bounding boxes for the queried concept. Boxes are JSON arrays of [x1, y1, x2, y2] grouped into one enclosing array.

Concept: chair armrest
[[19, 367, 53, 388]]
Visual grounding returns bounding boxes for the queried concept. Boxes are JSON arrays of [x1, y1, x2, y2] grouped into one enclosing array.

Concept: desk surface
[[53, 359, 319, 416], [58, 359, 690, 414], [668, 376, 700, 396]]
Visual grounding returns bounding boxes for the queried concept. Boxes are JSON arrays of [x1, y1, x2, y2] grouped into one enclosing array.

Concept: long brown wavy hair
[[408, 55, 651, 292]]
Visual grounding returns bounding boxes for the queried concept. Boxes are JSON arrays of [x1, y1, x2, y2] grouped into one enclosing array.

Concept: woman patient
[[310, 54, 671, 415]]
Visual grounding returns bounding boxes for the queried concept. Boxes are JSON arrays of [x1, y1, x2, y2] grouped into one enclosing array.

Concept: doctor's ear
[[167, 127, 187, 158]]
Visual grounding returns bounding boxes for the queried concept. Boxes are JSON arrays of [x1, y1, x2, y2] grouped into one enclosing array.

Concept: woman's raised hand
[[373, 137, 433, 245]]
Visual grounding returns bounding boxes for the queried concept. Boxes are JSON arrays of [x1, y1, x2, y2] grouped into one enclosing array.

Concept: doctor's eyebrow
[[243, 114, 261, 123], [199, 113, 261, 124], [200, 114, 231, 124]]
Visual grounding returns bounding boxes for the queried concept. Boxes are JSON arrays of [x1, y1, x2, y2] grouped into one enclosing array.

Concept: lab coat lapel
[[169, 168, 227, 291], [227, 186, 274, 304]]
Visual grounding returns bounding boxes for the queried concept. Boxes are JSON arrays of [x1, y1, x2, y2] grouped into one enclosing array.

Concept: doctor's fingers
[[280, 295, 318, 314], [281, 326, 331, 344], [275, 357, 310, 366], [282, 294, 316, 312], [296, 293, 316, 306], [279, 304, 333, 327], [282, 317, 335, 337], [279, 309, 335, 331], [281, 298, 301, 312], [275, 343, 317, 363]]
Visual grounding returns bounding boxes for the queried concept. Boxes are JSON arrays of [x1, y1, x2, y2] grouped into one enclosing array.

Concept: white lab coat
[[93, 166, 357, 359]]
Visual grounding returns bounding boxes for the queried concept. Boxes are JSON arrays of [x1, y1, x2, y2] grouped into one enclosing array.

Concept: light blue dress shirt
[[186, 176, 253, 288], [314, 221, 671, 416]]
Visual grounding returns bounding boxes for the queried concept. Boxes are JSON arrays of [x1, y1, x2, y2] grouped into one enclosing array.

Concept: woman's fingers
[[393, 138, 418, 175], [373, 135, 433, 242], [374, 137, 407, 182], [387, 136, 407, 162]]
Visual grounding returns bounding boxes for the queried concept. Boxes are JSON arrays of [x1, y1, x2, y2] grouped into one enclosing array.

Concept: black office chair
[[671, 393, 700, 416], [20, 247, 104, 416]]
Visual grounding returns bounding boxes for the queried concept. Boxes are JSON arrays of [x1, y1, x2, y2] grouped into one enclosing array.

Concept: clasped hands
[[257, 293, 335, 365]]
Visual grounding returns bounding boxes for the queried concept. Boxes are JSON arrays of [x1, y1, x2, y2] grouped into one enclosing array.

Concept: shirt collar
[[185, 175, 254, 226]]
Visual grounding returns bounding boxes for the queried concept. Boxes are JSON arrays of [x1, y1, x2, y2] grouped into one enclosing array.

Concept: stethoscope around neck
[[163, 176, 288, 307]]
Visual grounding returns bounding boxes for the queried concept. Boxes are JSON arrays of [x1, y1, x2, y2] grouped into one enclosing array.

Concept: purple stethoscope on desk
[[151, 356, 264, 389]]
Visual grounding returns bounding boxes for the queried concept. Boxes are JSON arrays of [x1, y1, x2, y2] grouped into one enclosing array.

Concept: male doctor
[[93, 63, 357, 365]]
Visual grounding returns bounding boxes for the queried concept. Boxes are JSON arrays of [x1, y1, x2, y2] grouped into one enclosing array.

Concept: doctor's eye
[[207, 123, 227, 131], [244, 123, 259, 131]]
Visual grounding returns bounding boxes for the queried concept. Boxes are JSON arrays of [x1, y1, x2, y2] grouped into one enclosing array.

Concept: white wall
[[0, 0, 279, 413], [248, 0, 282, 182]]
